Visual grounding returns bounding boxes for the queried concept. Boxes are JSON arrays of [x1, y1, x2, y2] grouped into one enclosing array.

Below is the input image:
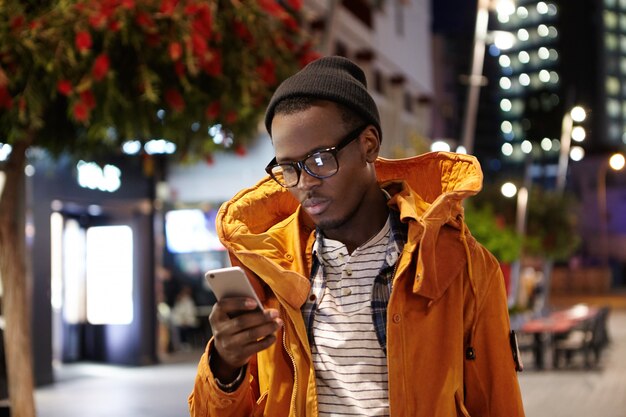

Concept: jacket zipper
[[282, 307, 299, 416]]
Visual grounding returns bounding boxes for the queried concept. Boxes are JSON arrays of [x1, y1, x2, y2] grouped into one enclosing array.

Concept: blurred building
[[492, 1, 626, 267]]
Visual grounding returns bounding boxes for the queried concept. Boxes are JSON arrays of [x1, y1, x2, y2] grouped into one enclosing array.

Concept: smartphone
[[204, 266, 264, 314]]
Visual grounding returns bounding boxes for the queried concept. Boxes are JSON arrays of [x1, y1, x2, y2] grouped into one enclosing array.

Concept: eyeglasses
[[265, 125, 368, 188]]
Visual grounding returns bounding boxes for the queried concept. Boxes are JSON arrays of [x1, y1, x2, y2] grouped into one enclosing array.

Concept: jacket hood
[[216, 151, 483, 305]]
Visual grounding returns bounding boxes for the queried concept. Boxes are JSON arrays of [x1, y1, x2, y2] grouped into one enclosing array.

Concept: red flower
[[121, 0, 135, 9], [89, 13, 108, 30], [164, 88, 185, 112], [234, 144, 247, 156], [135, 11, 156, 31], [191, 33, 208, 57], [57, 80, 73, 96], [28, 19, 42, 31], [189, 4, 213, 38], [225, 111, 237, 124], [73, 101, 89, 122], [160, 0, 179, 15], [174, 61, 185, 77], [256, 59, 276, 85], [285, 0, 303, 10], [299, 49, 322, 67], [108, 20, 122, 32], [80, 90, 96, 110], [233, 21, 252, 42], [282, 15, 298, 32], [75, 31, 93, 53], [258, 0, 285, 17], [92, 54, 110, 81], [169, 42, 182, 61], [201, 50, 221, 76], [10, 15, 25, 31], [0, 86, 12, 109], [205, 102, 220, 119]]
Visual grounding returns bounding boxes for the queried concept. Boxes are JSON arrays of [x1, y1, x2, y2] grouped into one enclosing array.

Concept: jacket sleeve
[[463, 245, 526, 416], [188, 340, 260, 417]]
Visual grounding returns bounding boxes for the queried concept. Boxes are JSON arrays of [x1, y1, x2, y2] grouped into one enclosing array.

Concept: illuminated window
[[517, 28, 529, 41], [609, 124, 620, 140], [549, 48, 559, 61], [519, 73, 531, 86], [518, 50, 530, 63], [607, 98, 621, 117], [86, 226, 134, 325], [63, 219, 86, 324], [621, 35, 626, 52], [606, 33, 618, 50], [548, 26, 558, 38], [607, 76, 621, 95], [537, 2, 549, 14], [605, 11, 618, 29], [547, 3, 557, 16], [550, 71, 560, 84], [517, 6, 529, 18]]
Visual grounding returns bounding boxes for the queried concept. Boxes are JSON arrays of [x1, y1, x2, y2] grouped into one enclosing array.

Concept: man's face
[[270, 101, 379, 233]]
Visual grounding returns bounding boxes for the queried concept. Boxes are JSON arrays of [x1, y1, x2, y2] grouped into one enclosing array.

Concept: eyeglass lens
[[270, 151, 339, 187]]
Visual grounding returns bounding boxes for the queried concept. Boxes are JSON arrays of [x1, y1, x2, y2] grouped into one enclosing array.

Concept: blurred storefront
[[29, 153, 158, 385]]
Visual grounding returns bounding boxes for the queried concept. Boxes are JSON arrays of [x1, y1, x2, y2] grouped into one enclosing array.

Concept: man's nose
[[297, 168, 322, 190]]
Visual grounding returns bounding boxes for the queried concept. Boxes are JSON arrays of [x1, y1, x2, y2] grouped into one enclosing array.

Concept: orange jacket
[[189, 152, 525, 417]]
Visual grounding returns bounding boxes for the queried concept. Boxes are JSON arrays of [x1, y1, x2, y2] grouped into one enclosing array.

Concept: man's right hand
[[208, 297, 282, 383]]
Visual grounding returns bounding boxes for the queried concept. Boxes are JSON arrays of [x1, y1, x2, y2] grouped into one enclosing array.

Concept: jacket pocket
[[252, 391, 268, 417], [454, 390, 472, 417]]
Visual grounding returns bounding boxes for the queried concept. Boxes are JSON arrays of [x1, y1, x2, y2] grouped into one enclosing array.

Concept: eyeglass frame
[[265, 124, 370, 188]]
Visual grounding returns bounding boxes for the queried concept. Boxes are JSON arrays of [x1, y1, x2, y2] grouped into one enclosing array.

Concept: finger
[[209, 297, 260, 328], [219, 310, 281, 345], [218, 322, 282, 367]]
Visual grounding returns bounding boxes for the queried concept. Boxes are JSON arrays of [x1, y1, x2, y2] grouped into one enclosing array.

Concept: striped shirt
[[302, 210, 407, 417]]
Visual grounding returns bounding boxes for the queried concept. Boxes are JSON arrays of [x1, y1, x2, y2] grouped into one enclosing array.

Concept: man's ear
[[362, 126, 381, 163]]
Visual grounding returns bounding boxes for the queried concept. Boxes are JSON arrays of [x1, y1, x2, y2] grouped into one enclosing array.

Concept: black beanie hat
[[264, 56, 382, 141]]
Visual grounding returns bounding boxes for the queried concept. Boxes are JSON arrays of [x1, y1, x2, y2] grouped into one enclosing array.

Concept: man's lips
[[301, 197, 330, 216]]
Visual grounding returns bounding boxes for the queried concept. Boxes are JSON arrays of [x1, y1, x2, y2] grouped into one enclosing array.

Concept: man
[[189, 56, 525, 416]]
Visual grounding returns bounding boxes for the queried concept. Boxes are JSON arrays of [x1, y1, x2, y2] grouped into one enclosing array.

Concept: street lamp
[[597, 153, 625, 264], [500, 181, 530, 307], [460, 0, 516, 155], [555, 106, 586, 193]]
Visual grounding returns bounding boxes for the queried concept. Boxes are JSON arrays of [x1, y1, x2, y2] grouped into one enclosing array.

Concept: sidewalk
[[35, 353, 200, 417], [518, 307, 626, 417], [34, 307, 626, 416]]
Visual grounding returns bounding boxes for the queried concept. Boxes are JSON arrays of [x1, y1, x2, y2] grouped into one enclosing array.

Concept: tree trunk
[[0, 138, 36, 417]]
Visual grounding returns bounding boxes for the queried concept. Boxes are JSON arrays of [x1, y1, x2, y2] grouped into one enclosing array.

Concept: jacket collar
[[217, 152, 483, 304]]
